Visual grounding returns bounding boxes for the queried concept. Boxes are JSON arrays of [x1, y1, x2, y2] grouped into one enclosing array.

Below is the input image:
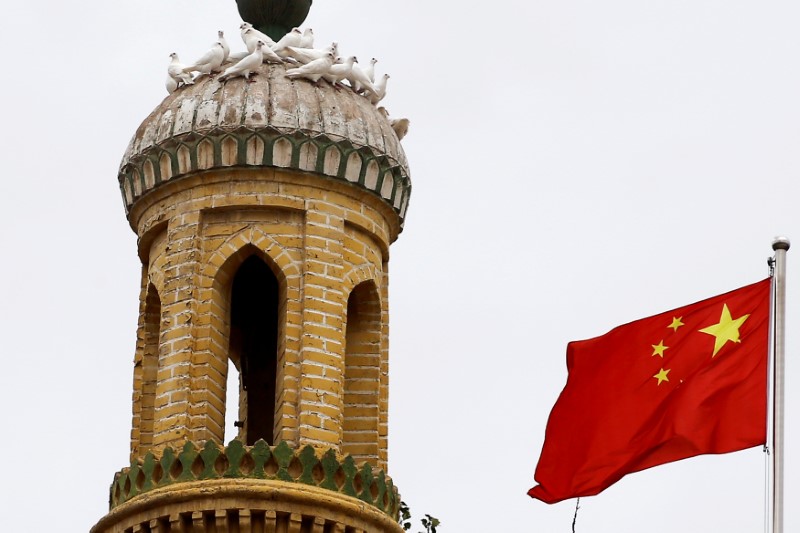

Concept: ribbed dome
[[119, 61, 411, 224]]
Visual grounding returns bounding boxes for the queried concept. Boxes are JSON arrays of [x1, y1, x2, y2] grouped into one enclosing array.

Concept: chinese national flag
[[529, 279, 771, 504]]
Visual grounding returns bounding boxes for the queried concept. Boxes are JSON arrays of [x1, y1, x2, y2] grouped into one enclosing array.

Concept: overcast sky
[[2, 1, 799, 531]]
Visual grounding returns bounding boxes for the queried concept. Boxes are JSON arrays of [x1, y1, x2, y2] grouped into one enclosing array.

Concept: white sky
[[1, 1, 799, 531]]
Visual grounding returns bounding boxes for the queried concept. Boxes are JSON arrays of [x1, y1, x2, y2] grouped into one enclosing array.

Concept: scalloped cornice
[[110, 441, 400, 519]]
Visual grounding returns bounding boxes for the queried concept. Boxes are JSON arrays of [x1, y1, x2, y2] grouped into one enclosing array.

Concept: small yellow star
[[651, 340, 668, 358], [668, 317, 684, 332], [699, 304, 750, 357], [653, 368, 671, 385]]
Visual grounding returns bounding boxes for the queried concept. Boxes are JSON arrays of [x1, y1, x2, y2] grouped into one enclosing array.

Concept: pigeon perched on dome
[[366, 74, 390, 105], [182, 42, 226, 77], [282, 43, 337, 65], [240, 22, 275, 49], [166, 53, 194, 94], [347, 58, 377, 94], [285, 52, 335, 84], [364, 58, 377, 83], [272, 28, 303, 56], [378, 107, 410, 141], [219, 41, 265, 81], [323, 56, 357, 87], [217, 30, 231, 62], [299, 28, 314, 48], [391, 118, 410, 141], [241, 28, 283, 63]]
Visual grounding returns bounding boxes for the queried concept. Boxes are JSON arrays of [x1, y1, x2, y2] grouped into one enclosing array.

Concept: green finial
[[236, 0, 313, 42]]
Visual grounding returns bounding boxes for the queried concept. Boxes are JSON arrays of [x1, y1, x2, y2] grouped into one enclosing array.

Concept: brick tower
[[91, 13, 411, 532]]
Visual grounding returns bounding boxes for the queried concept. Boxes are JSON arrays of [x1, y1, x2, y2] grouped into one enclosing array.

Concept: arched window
[[342, 281, 381, 464], [137, 284, 161, 454], [228, 255, 279, 445]]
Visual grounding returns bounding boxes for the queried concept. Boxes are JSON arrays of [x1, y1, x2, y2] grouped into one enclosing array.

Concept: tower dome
[[119, 61, 411, 232]]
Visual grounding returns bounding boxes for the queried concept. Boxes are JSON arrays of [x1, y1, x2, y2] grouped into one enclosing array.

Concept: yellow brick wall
[[126, 168, 399, 471], [342, 281, 382, 463]]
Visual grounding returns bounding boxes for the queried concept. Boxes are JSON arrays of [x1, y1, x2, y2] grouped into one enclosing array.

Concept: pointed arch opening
[[342, 280, 382, 464], [228, 254, 280, 445], [137, 283, 161, 454]]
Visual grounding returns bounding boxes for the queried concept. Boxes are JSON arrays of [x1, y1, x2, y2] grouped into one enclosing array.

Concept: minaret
[[92, 4, 410, 531]]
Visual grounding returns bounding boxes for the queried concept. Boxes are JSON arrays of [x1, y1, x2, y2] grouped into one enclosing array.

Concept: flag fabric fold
[[529, 278, 771, 504]]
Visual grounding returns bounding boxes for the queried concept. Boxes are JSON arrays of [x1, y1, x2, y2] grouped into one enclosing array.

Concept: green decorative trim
[[119, 127, 411, 225], [109, 441, 400, 520]]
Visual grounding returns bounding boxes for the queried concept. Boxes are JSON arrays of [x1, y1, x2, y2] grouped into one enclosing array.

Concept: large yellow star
[[653, 368, 670, 385], [651, 340, 668, 358], [699, 304, 750, 357], [668, 317, 684, 332]]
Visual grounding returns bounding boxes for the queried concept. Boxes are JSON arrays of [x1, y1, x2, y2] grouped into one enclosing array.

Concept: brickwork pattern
[[130, 284, 161, 457], [126, 169, 398, 473], [342, 281, 382, 464]]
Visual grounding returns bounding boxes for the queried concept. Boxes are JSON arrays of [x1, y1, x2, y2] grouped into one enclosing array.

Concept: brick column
[[298, 199, 347, 447], [153, 212, 203, 448]]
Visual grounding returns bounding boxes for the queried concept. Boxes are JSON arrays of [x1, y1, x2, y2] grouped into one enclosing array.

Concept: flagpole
[[771, 237, 789, 533]]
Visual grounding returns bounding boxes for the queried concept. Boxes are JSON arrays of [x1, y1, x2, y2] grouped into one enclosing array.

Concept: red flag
[[529, 279, 771, 504]]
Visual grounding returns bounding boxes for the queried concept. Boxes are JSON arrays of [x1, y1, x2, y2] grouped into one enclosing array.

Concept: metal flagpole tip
[[772, 236, 791, 251]]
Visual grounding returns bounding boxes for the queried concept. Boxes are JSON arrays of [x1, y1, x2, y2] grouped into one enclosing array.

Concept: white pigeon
[[167, 53, 194, 93], [219, 41, 264, 81], [378, 107, 410, 141], [363, 58, 378, 83], [182, 42, 226, 76], [299, 28, 314, 49], [272, 28, 303, 56], [391, 117, 410, 140], [217, 30, 230, 62], [239, 22, 276, 48], [240, 28, 282, 63], [227, 39, 256, 62], [285, 52, 335, 84], [347, 58, 377, 94], [260, 41, 284, 64], [241, 27, 261, 53], [166, 75, 178, 94], [283, 42, 337, 65], [367, 73, 390, 105], [323, 56, 356, 87]]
